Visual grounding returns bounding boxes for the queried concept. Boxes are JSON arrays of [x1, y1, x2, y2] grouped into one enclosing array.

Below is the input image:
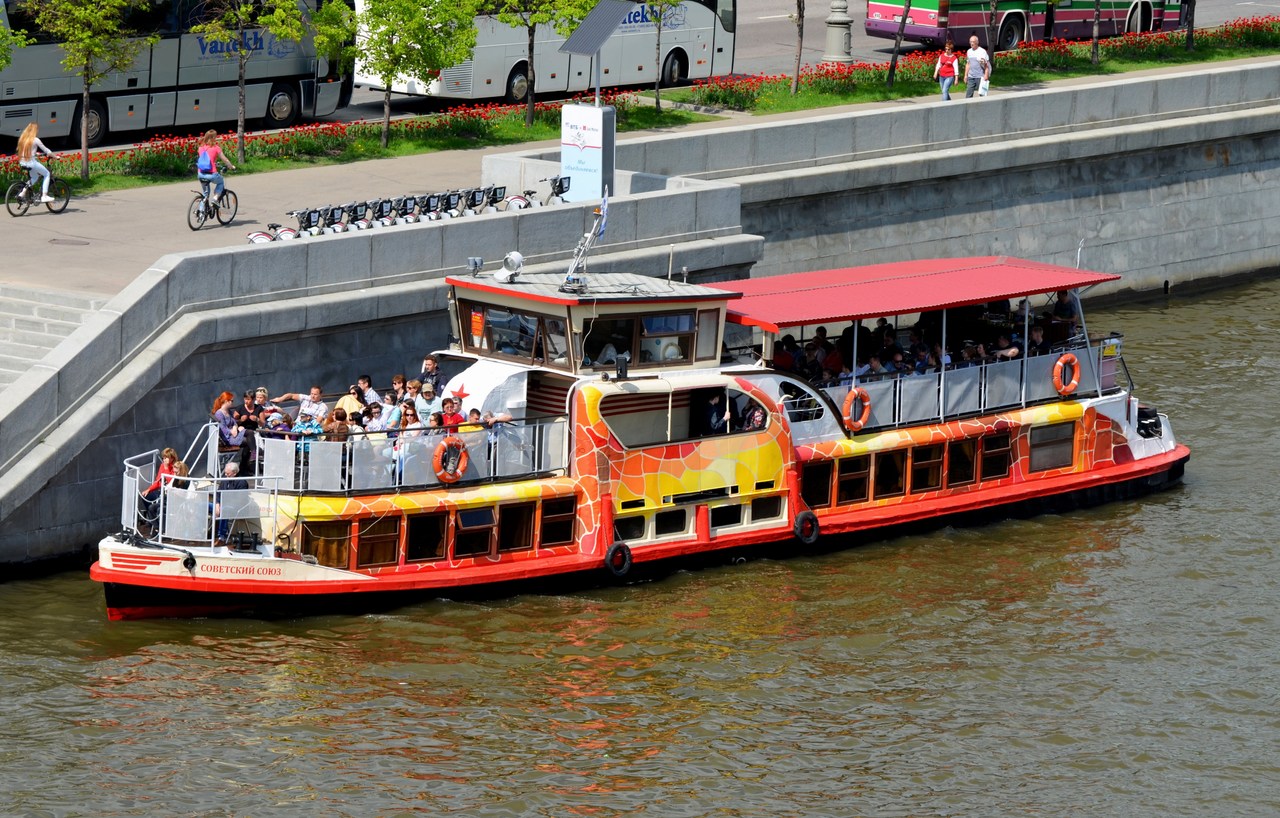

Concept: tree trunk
[[79, 79, 90, 182], [524, 25, 536, 128], [1184, 0, 1196, 50], [887, 0, 911, 87], [1091, 0, 1101, 64], [382, 87, 392, 149], [987, 0, 999, 52], [790, 0, 804, 95], [654, 12, 663, 111]]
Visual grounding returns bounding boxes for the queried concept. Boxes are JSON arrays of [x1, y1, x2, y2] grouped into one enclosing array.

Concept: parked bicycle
[[5, 167, 71, 217], [187, 174, 238, 230]]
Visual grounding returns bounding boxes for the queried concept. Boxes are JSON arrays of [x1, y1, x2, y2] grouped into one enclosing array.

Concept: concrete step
[[0, 285, 104, 314], [0, 296, 101, 326], [0, 313, 81, 339]]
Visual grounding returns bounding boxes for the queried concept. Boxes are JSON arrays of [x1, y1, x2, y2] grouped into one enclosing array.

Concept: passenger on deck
[[397, 404, 425, 436], [1027, 325, 1051, 356], [797, 344, 824, 382], [773, 335, 801, 371], [702, 391, 731, 435], [357, 375, 381, 407], [254, 387, 279, 416], [233, 390, 261, 430], [271, 386, 328, 424], [325, 408, 358, 441], [425, 412, 445, 436], [141, 447, 179, 526], [214, 461, 248, 543], [384, 374, 407, 406], [419, 354, 444, 395], [263, 412, 292, 437], [458, 409, 485, 432], [739, 400, 767, 432], [1049, 290, 1079, 329], [420, 382, 442, 416], [213, 391, 246, 449], [991, 332, 1022, 360], [932, 342, 952, 368], [440, 398, 465, 429], [335, 386, 366, 424], [879, 328, 904, 361], [855, 355, 887, 377], [362, 404, 388, 435]]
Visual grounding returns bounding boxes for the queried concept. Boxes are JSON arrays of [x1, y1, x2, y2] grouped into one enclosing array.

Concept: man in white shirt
[[964, 35, 990, 98], [272, 385, 328, 423]]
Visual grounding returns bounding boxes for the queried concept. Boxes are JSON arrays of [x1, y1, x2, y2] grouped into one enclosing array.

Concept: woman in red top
[[196, 129, 236, 198], [141, 447, 179, 527], [934, 41, 960, 101]]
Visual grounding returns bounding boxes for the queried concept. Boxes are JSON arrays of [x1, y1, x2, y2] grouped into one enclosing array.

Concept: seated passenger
[[1027, 325, 1051, 356], [1048, 289, 1079, 328], [335, 386, 366, 423], [213, 391, 246, 449], [440, 398, 465, 429], [855, 355, 887, 377], [271, 386, 328, 424], [991, 333, 1021, 360], [739, 401, 767, 432], [233, 390, 261, 431], [458, 408, 485, 432], [797, 344, 824, 382]]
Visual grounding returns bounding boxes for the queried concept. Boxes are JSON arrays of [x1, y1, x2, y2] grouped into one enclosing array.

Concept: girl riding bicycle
[[17, 123, 56, 203], [196, 130, 236, 198]]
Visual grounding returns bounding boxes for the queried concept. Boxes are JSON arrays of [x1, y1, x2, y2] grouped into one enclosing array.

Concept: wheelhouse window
[[1029, 423, 1075, 472], [578, 310, 703, 369], [497, 503, 536, 553], [460, 300, 570, 369]]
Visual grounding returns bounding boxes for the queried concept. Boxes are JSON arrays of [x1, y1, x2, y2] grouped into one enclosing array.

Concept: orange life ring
[[1053, 353, 1081, 396], [432, 435, 469, 483], [842, 386, 872, 432]]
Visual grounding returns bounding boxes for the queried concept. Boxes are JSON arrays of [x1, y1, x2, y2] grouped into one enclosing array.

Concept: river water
[[3, 277, 1278, 817]]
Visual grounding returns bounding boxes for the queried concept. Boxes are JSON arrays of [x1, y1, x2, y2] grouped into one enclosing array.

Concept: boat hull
[[94, 446, 1188, 621]]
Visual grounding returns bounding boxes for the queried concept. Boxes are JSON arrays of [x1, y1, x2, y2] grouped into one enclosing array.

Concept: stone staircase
[[0, 285, 106, 389]]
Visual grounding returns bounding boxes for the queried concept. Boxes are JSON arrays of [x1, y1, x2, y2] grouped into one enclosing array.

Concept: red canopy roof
[[708, 257, 1121, 333]]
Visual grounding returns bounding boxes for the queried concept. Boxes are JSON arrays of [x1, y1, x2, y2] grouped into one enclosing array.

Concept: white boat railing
[[822, 342, 1127, 433], [258, 415, 570, 494]]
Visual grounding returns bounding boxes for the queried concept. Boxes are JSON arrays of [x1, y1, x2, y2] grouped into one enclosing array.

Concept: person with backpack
[[195, 130, 236, 198]]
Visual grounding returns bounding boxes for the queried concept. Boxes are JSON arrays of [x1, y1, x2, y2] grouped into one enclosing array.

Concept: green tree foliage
[[0, 21, 33, 71], [492, 0, 593, 127], [357, 0, 478, 147], [22, 0, 155, 181], [647, 0, 683, 109], [192, 0, 306, 164], [310, 0, 359, 76]]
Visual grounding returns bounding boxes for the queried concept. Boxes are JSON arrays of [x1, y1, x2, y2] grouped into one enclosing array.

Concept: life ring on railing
[[794, 510, 820, 545], [432, 435, 469, 483], [604, 541, 633, 577], [842, 387, 872, 432], [1053, 353, 1081, 396]]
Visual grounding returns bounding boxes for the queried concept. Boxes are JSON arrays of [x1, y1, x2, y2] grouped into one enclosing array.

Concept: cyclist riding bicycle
[[196, 129, 236, 200], [17, 123, 56, 203]]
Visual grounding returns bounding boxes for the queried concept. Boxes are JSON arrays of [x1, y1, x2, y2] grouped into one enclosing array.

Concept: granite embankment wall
[[3, 59, 1279, 566]]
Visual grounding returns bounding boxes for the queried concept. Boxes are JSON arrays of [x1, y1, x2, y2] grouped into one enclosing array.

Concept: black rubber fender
[[794, 510, 820, 545], [604, 541, 632, 577]]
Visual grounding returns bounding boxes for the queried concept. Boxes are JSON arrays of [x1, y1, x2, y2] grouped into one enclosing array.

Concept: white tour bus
[[353, 0, 736, 103], [0, 0, 353, 147]]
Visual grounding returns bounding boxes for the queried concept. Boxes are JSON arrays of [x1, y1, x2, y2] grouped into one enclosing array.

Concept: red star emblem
[[450, 384, 470, 403]]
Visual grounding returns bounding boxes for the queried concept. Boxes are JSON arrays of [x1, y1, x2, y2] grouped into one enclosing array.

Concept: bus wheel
[[504, 65, 529, 104], [660, 51, 685, 87], [997, 15, 1024, 51], [72, 99, 107, 149], [263, 83, 299, 129]]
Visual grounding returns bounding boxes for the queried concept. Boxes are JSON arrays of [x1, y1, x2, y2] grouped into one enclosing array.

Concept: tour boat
[[91, 220, 1190, 619]]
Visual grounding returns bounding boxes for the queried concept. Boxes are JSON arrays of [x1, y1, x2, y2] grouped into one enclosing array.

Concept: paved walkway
[[3, 57, 1273, 300]]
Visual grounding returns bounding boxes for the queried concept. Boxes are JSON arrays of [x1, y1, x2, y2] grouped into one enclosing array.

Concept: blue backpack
[[197, 149, 213, 173]]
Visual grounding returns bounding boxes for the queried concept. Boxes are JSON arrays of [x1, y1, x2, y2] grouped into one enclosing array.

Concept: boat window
[[406, 513, 447, 562], [498, 503, 536, 552], [801, 460, 833, 508], [696, 309, 720, 361], [947, 439, 977, 487], [750, 496, 783, 522], [459, 300, 570, 370], [301, 520, 351, 569], [1029, 423, 1075, 472], [356, 517, 399, 568], [600, 387, 767, 447], [910, 445, 944, 494], [710, 504, 743, 528], [580, 310, 698, 368], [540, 497, 576, 546], [455, 507, 495, 557], [873, 451, 907, 499], [780, 382, 826, 424], [836, 455, 870, 505], [655, 508, 688, 536], [615, 516, 645, 541], [980, 433, 1013, 481]]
